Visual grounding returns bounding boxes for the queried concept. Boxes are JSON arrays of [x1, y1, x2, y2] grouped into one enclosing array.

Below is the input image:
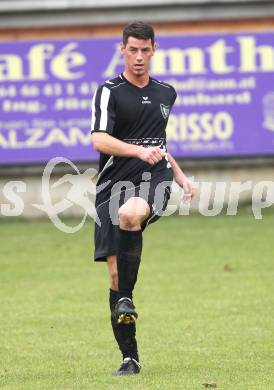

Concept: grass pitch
[[0, 210, 273, 389]]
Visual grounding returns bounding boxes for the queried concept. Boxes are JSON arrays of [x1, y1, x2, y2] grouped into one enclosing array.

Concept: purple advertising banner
[[1, 32, 274, 164]]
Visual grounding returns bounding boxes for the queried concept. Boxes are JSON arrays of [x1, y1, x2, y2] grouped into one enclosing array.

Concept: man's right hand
[[137, 146, 166, 165]]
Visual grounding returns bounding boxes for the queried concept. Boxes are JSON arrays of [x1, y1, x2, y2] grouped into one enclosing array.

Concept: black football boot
[[112, 357, 141, 376], [112, 297, 138, 324]]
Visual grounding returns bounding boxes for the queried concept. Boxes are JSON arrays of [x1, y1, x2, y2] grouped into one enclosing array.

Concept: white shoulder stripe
[[152, 79, 171, 88], [99, 86, 111, 131], [111, 81, 126, 89], [91, 88, 97, 131]]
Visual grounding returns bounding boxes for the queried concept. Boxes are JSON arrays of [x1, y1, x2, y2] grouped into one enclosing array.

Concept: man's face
[[121, 37, 155, 77]]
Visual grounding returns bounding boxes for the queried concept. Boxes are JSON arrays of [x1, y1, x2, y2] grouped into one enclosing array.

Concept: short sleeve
[[91, 85, 116, 134], [171, 88, 177, 106]]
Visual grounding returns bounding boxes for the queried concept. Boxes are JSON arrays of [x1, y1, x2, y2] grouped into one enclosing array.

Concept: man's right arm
[[91, 132, 165, 165]]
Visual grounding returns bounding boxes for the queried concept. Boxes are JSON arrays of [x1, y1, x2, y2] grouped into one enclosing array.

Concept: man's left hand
[[175, 175, 196, 203]]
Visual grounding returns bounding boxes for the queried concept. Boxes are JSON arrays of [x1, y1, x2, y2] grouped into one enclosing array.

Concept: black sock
[[109, 289, 139, 362], [117, 228, 142, 299]]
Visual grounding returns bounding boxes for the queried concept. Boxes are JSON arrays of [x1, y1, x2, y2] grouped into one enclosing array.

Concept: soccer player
[[91, 21, 195, 376]]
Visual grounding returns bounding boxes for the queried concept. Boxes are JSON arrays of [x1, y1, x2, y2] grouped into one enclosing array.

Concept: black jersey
[[90, 73, 176, 197]]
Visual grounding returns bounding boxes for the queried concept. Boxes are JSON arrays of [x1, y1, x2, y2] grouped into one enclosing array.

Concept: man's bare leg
[[107, 255, 118, 291]]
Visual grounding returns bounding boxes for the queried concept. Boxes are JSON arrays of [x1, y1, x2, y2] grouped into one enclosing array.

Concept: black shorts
[[93, 167, 173, 261]]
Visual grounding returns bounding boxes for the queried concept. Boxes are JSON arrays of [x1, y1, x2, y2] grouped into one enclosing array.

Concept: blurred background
[[0, 0, 274, 216]]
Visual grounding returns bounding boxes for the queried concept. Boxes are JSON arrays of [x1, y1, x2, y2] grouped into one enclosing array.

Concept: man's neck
[[123, 71, 150, 88]]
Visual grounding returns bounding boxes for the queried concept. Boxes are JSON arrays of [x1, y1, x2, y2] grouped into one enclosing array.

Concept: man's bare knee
[[118, 209, 141, 230], [118, 197, 150, 230]]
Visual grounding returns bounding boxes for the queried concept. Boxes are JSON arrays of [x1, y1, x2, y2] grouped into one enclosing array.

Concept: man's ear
[[120, 42, 125, 55]]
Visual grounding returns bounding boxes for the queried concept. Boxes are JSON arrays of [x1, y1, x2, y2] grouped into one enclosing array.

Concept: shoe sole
[[117, 313, 137, 324], [113, 369, 140, 376]]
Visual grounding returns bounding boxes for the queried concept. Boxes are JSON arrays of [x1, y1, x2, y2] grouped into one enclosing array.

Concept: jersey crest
[[160, 104, 170, 119]]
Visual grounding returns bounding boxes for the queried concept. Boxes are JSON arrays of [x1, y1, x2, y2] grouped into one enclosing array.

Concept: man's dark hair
[[123, 21, 155, 46]]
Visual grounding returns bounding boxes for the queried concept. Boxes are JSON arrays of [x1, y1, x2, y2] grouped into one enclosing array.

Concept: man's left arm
[[167, 153, 196, 202]]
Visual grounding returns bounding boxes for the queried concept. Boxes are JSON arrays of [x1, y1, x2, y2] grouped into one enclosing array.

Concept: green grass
[[0, 210, 274, 389]]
